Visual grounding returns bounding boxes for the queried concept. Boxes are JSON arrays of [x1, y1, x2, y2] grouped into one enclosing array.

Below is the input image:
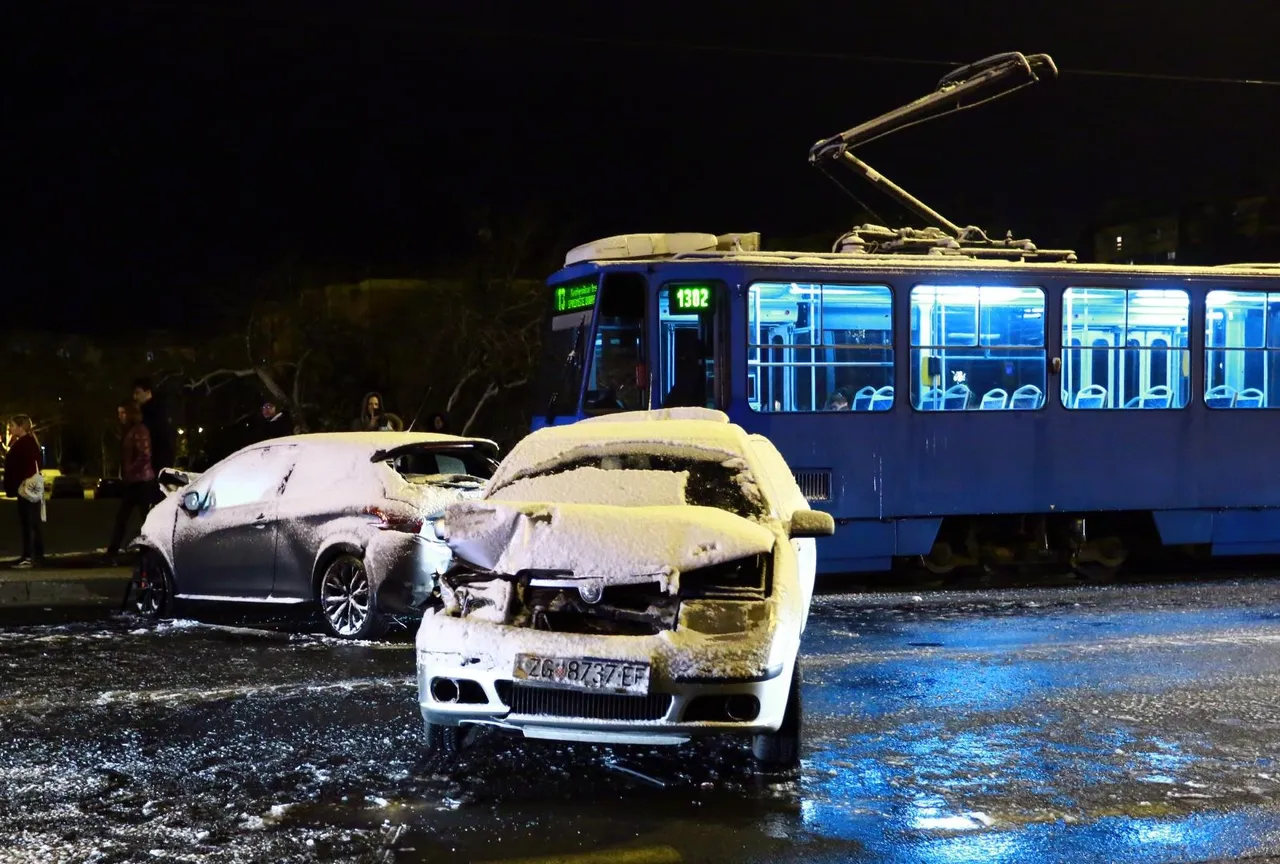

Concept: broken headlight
[[678, 554, 770, 600]]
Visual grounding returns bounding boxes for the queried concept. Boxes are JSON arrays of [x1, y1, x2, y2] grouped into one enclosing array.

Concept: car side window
[[205, 446, 297, 510]]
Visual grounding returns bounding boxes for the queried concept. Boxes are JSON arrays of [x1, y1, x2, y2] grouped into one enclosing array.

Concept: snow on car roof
[[487, 414, 755, 492], [578, 407, 730, 425], [252, 431, 498, 452]]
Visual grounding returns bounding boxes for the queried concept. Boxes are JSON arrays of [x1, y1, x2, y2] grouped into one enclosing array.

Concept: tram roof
[[551, 233, 1280, 283]]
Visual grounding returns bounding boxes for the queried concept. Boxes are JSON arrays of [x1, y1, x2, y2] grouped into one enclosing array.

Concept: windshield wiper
[[545, 318, 586, 423]]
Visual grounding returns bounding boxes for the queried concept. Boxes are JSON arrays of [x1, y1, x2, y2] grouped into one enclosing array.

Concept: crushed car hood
[[438, 500, 775, 587]]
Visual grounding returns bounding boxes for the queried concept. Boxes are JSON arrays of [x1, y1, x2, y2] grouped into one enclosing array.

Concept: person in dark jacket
[[257, 400, 292, 442], [4, 415, 44, 568], [428, 412, 449, 433], [353, 391, 403, 432], [106, 402, 155, 565], [133, 378, 174, 503]]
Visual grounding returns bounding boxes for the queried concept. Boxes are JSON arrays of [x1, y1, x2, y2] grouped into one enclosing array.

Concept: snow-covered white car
[[415, 408, 833, 768], [129, 432, 500, 639]]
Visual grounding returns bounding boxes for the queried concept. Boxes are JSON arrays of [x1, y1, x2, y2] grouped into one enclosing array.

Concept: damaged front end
[[436, 552, 770, 637]]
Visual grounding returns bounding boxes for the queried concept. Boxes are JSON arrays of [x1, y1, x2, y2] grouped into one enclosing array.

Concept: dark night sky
[[6, 1, 1280, 333]]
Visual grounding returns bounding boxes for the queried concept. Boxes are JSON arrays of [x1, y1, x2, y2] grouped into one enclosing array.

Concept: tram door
[[1061, 332, 1119, 408], [1124, 331, 1183, 404], [657, 283, 726, 409]]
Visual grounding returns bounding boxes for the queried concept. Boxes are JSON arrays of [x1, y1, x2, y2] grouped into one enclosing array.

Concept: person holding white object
[[4, 415, 45, 568]]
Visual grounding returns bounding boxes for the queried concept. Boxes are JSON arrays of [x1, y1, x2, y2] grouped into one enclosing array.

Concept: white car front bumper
[[415, 608, 795, 746]]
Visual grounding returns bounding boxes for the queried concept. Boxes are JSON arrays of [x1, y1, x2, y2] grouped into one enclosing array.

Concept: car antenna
[[405, 386, 433, 432], [809, 51, 1074, 262]]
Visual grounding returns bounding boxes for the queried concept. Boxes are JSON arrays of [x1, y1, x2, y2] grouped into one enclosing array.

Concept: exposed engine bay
[[436, 554, 770, 637]]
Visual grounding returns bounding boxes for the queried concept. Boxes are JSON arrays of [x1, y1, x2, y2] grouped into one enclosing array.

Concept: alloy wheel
[[320, 556, 371, 637], [132, 556, 168, 617]]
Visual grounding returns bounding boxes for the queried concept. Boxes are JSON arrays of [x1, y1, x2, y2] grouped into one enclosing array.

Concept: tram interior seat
[[920, 387, 944, 411], [979, 388, 1008, 410], [1009, 384, 1043, 409], [1074, 385, 1108, 409], [1237, 387, 1266, 408], [1205, 384, 1237, 409], [1122, 385, 1173, 409], [943, 384, 971, 410], [852, 386, 877, 411], [869, 386, 893, 411]]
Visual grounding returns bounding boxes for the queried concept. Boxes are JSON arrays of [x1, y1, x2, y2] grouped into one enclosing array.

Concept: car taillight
[[364, 506, 424, 533]]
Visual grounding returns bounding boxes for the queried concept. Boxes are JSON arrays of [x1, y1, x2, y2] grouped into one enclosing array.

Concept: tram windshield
[[533, 278, 597, 420], [535, 274, 651, 420]]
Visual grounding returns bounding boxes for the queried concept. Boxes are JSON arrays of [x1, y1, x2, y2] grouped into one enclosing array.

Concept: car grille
[[502, 683, 672, 722]]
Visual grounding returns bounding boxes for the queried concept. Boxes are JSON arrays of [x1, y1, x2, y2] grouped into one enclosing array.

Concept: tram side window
[[1205, 289, 1280, 408], [1061, 287, 1190, 409], [747, 283, 893, 412], [909, 286, 1046, 411]]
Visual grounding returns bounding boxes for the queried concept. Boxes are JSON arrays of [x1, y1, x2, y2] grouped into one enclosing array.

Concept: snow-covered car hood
[[438, 500, 776, 589]]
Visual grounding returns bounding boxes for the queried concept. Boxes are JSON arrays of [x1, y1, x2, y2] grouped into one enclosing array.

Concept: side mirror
[[789, 509, 835, 538], [181, 490, 204, 514]]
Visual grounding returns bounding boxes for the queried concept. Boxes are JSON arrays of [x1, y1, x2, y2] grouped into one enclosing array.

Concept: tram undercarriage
[[911, 511, 1190, 581]]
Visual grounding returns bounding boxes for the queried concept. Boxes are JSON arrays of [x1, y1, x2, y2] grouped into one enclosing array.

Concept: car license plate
[[513, 654, 650, 695]]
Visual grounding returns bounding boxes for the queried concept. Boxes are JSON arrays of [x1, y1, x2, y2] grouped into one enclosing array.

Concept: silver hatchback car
[[131, 432, 499, 639]]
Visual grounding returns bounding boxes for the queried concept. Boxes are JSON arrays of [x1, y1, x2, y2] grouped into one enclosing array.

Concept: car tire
[[425, 720, 478, 758], [317, 553, 387, 640], [128, 551, 172, 619], [751, 660, 802, 770], [424, 721, 461, 756]]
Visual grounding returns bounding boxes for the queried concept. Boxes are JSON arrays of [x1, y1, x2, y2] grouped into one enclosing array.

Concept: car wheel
[[424, 721, 461, 756], [318, 553, 386, 639], [751, 660, 802, 770], [425, 720, 478, 758], [128, 551, 172, 619]]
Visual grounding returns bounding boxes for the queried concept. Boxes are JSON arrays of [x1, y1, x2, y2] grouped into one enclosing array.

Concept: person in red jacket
[[4, 415, 44, 568], [106, 401, 155, 565]]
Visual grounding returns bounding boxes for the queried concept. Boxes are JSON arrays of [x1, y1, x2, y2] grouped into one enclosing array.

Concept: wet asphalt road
[[5, 582, 1280, 863]]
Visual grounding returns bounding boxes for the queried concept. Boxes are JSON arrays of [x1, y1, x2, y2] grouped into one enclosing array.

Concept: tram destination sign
[[554, 280, 598, 314], [672, 284, 712, 313]]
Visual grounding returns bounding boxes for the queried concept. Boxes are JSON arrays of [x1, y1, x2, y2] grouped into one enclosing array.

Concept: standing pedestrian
[[105, 402, 154, 566], [257, 399, 292, 442], [4, 415, 45, 568], [133, 378, 174, 504], [353, 392, 403, 432]]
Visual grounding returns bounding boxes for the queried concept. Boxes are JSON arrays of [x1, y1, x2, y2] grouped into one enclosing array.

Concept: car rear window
[[389, 446, 497, 481]]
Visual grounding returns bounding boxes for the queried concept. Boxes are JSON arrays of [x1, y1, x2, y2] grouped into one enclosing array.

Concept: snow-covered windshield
[[487, 454, 765, 520]]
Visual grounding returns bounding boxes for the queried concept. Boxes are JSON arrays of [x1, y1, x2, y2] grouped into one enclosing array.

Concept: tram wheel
[[1072, 536, 1127, 581], [919, 542, 957, 576]]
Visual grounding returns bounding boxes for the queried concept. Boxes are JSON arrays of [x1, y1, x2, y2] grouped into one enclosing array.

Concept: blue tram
[[529, 53, 1280, 575]]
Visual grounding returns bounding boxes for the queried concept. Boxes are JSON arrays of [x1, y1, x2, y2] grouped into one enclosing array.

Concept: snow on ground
[[9, 579, 1280, 861], [0, 613, 785, 863]]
